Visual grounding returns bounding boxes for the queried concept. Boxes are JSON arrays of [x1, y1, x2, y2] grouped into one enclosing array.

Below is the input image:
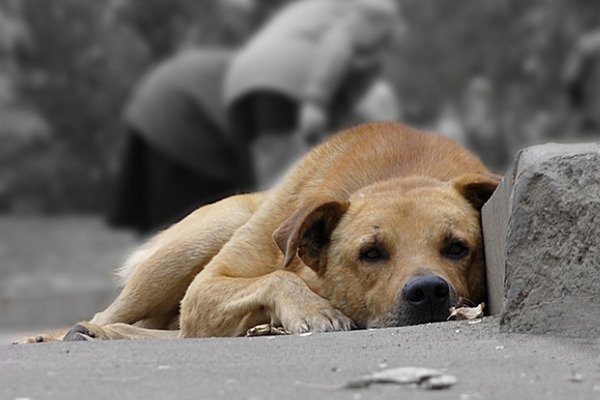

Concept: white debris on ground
[[245, 324, 290, 337], [448, 303, 485, 321], [345, 366, 458, 390]]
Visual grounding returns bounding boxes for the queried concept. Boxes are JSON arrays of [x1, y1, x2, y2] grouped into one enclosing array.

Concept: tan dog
[[16, 122, 499, 343]]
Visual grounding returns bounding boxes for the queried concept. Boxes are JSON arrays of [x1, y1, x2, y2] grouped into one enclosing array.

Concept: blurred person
[[461, 76, 510, 173], [563, 27, 600, 137], [223, 0, 402, 188], [108, 0, 259, 234], [107, 49, 248, 234], [258, 78, 401, 189]]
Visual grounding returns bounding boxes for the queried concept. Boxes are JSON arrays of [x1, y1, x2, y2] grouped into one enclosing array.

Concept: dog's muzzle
[[398, 275, 457, 325]]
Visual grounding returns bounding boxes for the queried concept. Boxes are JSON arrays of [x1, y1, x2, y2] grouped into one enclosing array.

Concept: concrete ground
[[0, 215, 139, 338], [1, 216, 599, 400], [2, 318, 600, 400]]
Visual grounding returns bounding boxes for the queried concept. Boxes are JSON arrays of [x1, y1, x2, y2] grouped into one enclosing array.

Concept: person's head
[[349, 0, 401, 50], [342, 0, 402, 72]]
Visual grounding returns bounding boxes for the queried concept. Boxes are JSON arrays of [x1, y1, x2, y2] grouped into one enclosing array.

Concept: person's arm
[[298, 23, 355, 141], [303, 24, 355, 106]]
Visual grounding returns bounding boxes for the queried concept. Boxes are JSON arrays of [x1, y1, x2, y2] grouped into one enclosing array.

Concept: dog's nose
[[402, 275, 450, 311]]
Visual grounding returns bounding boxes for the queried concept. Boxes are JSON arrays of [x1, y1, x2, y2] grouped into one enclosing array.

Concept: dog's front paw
[[63, 322, 108, 342], [280, 302, 354, 334], [12, 333, 59, 345]]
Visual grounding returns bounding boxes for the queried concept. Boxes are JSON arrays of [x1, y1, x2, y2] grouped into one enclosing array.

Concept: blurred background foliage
[[0, 0, 599, 213]]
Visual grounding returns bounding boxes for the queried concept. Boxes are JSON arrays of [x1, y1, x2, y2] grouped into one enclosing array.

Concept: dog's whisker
[[457, 297, 476, 307]]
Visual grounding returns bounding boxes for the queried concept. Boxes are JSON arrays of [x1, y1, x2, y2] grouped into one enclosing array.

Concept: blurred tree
[[10, 0, 129, 211], [105, 0, 199, 59], [1, 0, 600, 213]]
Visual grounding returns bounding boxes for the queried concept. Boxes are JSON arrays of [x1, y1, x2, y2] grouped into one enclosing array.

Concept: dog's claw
[[12, 333, 58, 345], [283, 305, 354, 334], [63, 324, 97, 342]]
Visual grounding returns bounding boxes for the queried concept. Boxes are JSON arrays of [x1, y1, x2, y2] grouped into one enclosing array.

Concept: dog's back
[[266, 122, 491, 219]]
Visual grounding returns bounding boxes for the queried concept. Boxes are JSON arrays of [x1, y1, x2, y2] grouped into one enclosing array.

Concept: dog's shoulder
[[276, 122, 490, 200]]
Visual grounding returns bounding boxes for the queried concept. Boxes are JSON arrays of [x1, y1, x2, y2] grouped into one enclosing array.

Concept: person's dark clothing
[[228, 92, 298, 143], [108, 131, 237, 233], [228, 70, 377, 143], [109, 49, 251, 233]]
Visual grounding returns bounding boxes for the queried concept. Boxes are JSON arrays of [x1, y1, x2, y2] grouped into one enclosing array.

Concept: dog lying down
[[16, 122, 500, 343]]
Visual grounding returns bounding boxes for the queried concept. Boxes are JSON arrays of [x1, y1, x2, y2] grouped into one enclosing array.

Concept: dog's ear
[[273, 197, 350, 272], [452, 173, 502, 211]]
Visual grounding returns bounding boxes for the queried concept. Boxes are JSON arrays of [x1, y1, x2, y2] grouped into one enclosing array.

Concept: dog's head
[[274, 173, 499, 328]]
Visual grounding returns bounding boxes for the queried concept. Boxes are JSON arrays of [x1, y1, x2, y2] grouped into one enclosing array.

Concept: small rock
[[345, 366, 457, 390], [569, 372, 584, 382], [420, 374, 458, 390]]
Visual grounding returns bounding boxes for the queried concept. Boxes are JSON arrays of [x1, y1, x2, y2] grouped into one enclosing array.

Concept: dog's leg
[[62, 322, 180, 341], [12, 329, 70, 344], [180, 270, 354, 337], [90, 192, 266, 327], [14, 193, 265, 344]]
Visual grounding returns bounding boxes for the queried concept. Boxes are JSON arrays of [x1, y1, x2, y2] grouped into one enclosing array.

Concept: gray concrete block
[[483, 142, 600, 337]]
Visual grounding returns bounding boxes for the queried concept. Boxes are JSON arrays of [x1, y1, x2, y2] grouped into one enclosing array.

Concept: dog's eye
[[360, 246, 386, 262], [443, 242, 469, 260]]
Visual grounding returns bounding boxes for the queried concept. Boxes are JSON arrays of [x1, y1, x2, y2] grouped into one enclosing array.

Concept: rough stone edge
[[482, 141, 600, 317], [482, 152, 518, 315]]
